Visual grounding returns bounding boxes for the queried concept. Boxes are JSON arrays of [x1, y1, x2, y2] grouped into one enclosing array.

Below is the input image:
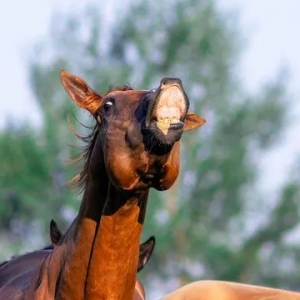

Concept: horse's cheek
[[158, 164, 180, 190], [107, 156, 139, 190], [159, 143, 181, 190]]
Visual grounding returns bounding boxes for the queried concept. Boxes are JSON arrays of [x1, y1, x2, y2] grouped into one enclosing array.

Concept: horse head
[[60, 70, 205, 194]]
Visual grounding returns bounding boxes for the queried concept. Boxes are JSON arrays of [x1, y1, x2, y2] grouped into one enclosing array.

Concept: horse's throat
[[85, 196, 144, 300]]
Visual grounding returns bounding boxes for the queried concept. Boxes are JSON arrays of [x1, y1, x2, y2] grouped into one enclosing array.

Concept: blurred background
[[0, 0, 300, 298]]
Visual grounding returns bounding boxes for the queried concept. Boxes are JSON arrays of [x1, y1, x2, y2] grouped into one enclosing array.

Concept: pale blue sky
[[0, 0, 299, 192]]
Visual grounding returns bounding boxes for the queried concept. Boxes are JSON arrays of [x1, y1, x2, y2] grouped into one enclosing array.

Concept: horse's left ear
[[184, 112, 206, 131], [60, 69, 102, 115]]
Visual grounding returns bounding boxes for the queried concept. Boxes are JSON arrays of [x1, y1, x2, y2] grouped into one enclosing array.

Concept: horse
[[0, 70, 205, 299], [161, 280, 300, 299]]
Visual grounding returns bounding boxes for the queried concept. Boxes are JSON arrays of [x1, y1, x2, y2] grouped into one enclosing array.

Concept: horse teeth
[[157, 117, 179, 124]]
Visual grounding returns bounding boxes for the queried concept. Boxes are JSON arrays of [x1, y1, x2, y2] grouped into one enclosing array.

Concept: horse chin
[[152, 180, 176, 191], [152, 121, 184, 145]]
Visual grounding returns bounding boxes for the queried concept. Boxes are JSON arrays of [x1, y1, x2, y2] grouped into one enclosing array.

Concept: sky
[[0, 1, 299, 185]]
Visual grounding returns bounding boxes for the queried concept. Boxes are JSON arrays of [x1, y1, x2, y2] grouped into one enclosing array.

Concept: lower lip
[[169, 122, 184, 130]]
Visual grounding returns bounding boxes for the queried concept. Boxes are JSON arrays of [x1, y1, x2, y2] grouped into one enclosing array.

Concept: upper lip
[[146, 84, 187, 128]]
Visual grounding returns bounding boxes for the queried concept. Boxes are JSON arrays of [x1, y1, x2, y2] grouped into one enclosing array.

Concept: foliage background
[[0, 1, 300, 297]]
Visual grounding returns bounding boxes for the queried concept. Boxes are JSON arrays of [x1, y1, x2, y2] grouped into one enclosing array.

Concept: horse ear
[[50, 219, 62, 245], [60, 69, 102, 115], [137, 236, 155, 272], [184, 112, 206, 131]]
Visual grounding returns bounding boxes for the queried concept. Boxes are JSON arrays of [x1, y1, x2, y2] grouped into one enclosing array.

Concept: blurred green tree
[[0, 0, 299, 296]]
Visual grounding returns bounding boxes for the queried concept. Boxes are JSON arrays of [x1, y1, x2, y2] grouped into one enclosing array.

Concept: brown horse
[[0, 70, 205, 299], [161, 280, 300, 299]]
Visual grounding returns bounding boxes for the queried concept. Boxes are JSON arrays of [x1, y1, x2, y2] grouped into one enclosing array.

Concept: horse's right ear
[[60, 69, 103, 115]]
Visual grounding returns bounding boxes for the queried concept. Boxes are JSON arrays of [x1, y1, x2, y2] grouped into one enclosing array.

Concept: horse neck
[[56, 168, 110, 300], [56, 165, 149, 300], [84, 183, 149, 300]]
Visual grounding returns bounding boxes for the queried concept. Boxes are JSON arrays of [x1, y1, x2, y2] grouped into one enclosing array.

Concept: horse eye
[[103, 100, 114, 113]]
